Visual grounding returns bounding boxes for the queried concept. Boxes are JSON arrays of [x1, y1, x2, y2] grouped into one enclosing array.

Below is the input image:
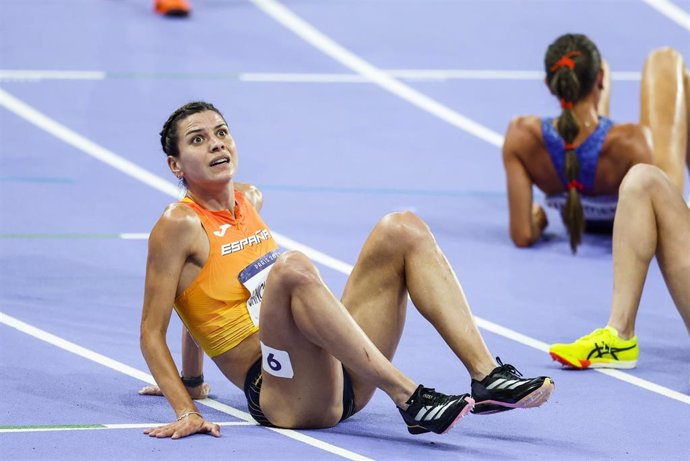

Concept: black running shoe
[[471, 357, 554, 415], [398, 385, 474, 435]]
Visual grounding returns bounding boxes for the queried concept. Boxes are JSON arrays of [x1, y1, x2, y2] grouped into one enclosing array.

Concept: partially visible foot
[[471, 357, 554, 415], [154, 0, 191, 17], [398, 385, 474, 435], [549, 326, 638, 369]]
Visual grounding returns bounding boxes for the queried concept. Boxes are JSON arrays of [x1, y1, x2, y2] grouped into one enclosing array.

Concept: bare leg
[[257, 251, 417, 428], [683, 67, 690, 173], [607, 165, 690, 338], [341, 212, 496, 410], [640, 47, 688, 192]]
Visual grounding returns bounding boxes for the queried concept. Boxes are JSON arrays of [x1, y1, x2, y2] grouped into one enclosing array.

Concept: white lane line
[[642, 0, 690, 30], [192, 397, 373, 459], [273, 233, 355, 274], [1, 87, 688, 406], [0, 422, 255, 434], [119, 233, 151, 240], [0, 312, 373, 461], [0, 70, 107, 81], [476, 318, 690, 404], [0, 69, 643, 83], [0, 89, 180, 199], [0, 312, 155, 384], [474, 318, 549, 353], [240, 73, 370, 82], [250, 0, 503, 147], [240, 70, 642, 82]]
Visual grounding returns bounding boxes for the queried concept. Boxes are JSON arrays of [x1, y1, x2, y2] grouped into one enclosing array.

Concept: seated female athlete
[[502, 33, 689, 252], [138, 101, 554, 439], [549, 164, 690, 369]]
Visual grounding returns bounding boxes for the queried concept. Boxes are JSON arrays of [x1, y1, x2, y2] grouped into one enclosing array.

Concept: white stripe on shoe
[[415, 400, 458, 422], [496, 379, 520, 389], [486, 378, 507, 390]]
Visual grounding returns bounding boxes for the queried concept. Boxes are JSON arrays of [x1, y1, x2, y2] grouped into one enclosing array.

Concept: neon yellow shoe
[[549, 326, 638, 369]]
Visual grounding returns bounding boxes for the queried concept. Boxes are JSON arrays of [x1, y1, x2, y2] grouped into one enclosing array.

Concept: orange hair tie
[[568, 179, 584, 191], [549, 51, 582, 72], [560, 99, 574, 110], [564, 143, 576, 150]]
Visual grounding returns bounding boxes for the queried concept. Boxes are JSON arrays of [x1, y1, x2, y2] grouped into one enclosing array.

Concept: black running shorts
[[243, 358, 356, 426]]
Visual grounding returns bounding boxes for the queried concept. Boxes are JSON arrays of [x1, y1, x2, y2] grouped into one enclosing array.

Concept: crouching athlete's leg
[[255, 251, 473, 434], [341, 211, 554, 415]]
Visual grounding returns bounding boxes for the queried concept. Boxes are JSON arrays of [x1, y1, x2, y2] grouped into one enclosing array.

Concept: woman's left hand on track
[[143, 414, 221, 439]]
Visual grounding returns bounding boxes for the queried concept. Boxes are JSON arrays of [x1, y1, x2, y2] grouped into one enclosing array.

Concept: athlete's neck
[[572, 102, 599, 130], [572, 92, 601, 130], [186, 182, 236, 215]]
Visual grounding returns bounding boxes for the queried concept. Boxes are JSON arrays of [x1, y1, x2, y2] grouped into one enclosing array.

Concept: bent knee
[[647, 47, 683, 63], [644, 47, 685, 74], [620, 164, 668, 198], [269, 251, 320, 289], [376, 211, 433, 249]]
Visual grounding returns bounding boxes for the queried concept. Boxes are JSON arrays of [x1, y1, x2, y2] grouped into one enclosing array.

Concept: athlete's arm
[[140, 205, 220, 439], [503, 118, 548, 247], [235, 182, 264, 212], [139, 327, 210, 400]]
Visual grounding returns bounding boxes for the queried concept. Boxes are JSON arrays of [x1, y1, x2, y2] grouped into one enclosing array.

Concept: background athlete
[[549, 164, 690, 369], [502, 33, 689, 252], [139, 101, 554, 439]]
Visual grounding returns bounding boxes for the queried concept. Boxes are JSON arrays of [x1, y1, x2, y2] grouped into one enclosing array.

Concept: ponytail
[[545, 35, 602, 252], [550, 52, 585, 253]]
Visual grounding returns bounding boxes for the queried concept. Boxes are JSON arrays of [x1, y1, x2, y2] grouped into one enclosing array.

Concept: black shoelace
[[495, 357, 523, 378]]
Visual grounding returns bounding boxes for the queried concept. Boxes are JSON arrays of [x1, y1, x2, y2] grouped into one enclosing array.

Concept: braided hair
[[544, 34, 601, 253]]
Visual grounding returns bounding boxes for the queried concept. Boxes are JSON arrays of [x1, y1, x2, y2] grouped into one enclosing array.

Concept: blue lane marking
[[0, 176, 75, 183]]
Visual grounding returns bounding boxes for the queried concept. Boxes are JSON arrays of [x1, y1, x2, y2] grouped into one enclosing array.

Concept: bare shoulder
[[606, 123, 653, 163], [149, 202, 203, 249], [503, 115, 542, 154], [234, 182, 264, 212]]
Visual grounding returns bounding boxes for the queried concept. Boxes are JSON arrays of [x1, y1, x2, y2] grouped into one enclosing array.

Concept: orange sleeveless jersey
[[173, 190, 279, 357]]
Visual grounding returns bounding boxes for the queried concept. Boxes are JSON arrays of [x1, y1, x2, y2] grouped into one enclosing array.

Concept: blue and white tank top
[[541, 116, 613, 195]]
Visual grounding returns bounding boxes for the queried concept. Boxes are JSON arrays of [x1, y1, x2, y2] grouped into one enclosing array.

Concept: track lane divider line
[[642, 0, 690, 30], [0, 312, 373, 461], [0, 68, 643, 82], [0, 422, 255, 434], [250, 0, 503, 147]]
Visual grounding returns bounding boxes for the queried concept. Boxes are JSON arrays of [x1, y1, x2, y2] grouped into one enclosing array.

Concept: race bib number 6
[[260, 341, 294, 379]]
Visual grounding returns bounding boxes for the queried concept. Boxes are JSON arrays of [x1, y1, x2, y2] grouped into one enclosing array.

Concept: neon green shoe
[[549, 326, 638, 369]]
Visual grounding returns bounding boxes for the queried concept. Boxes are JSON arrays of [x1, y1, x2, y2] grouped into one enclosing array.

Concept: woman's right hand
[[532, 203, 548, 233], [144, 413, 221, 439]]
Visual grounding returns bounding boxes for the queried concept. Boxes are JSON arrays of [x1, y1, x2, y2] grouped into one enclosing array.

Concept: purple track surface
[[1, 1, 689, 460]]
